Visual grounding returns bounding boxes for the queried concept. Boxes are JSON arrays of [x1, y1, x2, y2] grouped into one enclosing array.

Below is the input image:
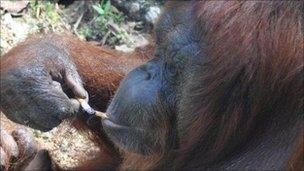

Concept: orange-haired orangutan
[[1, 1, 303, 170]]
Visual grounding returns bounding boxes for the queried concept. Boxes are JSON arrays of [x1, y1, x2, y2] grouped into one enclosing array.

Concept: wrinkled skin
[[0, 1, 303, 170], [1, 43, 88, 131], [103, 3, 202, 155]]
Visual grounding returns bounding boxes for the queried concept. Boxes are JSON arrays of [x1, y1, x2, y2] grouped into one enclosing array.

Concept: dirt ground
[[0, 112, 100, 168]]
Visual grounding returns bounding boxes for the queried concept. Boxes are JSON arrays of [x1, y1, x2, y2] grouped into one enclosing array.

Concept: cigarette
[[95, 111, 108, 119], [78, 98, 95, 114], [77, 99, 108, 119]]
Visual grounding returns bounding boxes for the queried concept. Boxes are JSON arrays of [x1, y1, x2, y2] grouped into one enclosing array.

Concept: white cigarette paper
[[77, 99, 108, 119]]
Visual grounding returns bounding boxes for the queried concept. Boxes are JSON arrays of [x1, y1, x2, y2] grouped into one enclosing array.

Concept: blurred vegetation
[[4, 0, 132, 45], [28, 1, 64, 32], [1, 0, 153, 54], [81, 0, 131, 46]]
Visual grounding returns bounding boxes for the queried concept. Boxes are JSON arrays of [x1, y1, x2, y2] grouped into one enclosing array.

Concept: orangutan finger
[[0, 128, 19, 159], [0, 147, 8, 170], [12, 128, 37, 160], [70, 98, 81, 114], [65, 73, 88, 100]]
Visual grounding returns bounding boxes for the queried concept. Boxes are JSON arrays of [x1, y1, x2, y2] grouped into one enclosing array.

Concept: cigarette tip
[[95, 111, 108, 119]]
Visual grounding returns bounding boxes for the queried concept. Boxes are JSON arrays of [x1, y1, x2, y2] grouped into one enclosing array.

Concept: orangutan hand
[[0, 127, 52, 171], [1, 45, 88, 131]]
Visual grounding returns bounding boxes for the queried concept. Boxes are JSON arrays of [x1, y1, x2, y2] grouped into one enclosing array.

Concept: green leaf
[[103, 0, 111, 13], [93, 5, 105, 15]]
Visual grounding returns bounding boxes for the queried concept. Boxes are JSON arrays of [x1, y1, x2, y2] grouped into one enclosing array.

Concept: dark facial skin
[[102, 3, 204, 155]]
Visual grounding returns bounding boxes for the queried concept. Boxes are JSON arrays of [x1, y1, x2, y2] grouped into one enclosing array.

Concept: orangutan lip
[[102, 119, 128, 129]]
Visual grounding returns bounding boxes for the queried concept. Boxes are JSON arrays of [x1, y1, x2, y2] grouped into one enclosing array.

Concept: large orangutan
[[0, 1, 303, 170]]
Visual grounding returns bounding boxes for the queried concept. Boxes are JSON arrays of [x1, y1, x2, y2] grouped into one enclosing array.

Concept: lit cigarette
[[77, 99, 108, 119]]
